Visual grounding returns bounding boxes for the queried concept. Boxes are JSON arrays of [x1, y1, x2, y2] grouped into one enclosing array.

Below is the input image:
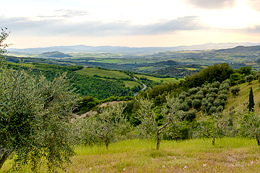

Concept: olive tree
[[0, 29, 77, 171], [241, 113, 260, 146], [136, 97, 179, 150], [87, 103, 129, 149], [198, 114, 229, 145]]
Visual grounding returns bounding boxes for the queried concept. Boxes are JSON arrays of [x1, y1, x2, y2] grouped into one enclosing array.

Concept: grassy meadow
[[2, 138, 260, 173], [76, 68, 130, 79], [135, 74, 179, 83]]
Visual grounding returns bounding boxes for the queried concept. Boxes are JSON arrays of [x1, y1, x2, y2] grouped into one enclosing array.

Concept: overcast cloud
[[1, 16, 204, 37], [187, 0, 236, 9]]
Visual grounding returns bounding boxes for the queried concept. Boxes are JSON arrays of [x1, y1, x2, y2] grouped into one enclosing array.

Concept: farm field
[[2, 138, 260, 173], [135, 74, 179, 83], [76, 68, 130, 79]]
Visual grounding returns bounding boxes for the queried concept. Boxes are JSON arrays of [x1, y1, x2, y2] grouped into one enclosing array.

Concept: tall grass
[[2, 138, 260, 173]]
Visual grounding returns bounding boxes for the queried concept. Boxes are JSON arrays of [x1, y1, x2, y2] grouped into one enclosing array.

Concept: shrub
[[208, 106, 217, 114], [192, 99, 202, 110], [231, 86, 240, 96], [178, 102, 190, 111]]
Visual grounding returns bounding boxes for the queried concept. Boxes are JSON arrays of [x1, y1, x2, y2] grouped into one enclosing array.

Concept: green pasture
[[76, 68, 130, 79], [124, 81, 141, 88], [135, 74, 179, 83]]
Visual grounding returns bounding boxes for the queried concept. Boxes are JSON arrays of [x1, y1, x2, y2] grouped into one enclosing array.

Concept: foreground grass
[[2, 138, 260, 172]]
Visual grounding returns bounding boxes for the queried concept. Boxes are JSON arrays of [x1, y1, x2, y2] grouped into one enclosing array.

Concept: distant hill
[[215, 45, 260, 54], [41, 51, 72, 58], [8, 42, 260, 54]]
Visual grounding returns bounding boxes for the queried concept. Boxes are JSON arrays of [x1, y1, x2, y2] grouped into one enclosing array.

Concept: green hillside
[[225, 80, 260, 114]]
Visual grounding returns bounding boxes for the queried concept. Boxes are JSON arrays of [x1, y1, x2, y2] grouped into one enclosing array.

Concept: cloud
[[247, 0, 260, 11], [37, 9, 89, 19], [187, 0, 236, 9], [1, 16, 204, 37]]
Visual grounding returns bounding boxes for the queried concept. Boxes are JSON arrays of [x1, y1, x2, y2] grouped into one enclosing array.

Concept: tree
[[198, 114, 229, 145], [231, 85, 240, 96], [0, 29, 77, 171], [248, 87, 255, 112], [0, 28, 9, 55], [241, 113, 260, 146], [246, 75, 254, 85], [136, 97, 179, 150], [83, 103, 129, 149]]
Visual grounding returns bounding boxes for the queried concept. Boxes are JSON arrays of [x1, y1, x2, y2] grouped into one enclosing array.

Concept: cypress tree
[[248, 87, 255, 112]]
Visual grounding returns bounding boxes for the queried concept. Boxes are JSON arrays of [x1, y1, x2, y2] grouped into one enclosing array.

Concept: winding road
[[132, 76, 147, 97]]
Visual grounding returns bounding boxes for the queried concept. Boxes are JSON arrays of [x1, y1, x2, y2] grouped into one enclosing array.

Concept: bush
[[208, 106, 217, 114], [209, 87, 219, 93], [189, 87, 198, 95], [178, 102, 190, 111], [218, 94, 228, 101], [207, 97, 215, 103], [231, 86, 240, 96], [192, 99, 202, 110]]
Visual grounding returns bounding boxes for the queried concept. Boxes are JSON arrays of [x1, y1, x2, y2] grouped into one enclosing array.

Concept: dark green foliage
[[189, 87, 198, 95], [217, 105, 224, 113], [75, 96, 99, 114], [208, 106, 217, 114], [184, 63, 233, 88], [230, 73, 243, 85], [7, 63, 133, 100], [218, 89, 228, 95], [211, 81, 220, 88], [0, 67, 77, 171], [179, 91, 188, 100], [185, 97, 193, 108], [218, 94, 228, 101], [240, 113, 260, 145], [207, 92, 217, 99], [231, 86, 240, 96], [209, 88, 219, 93], [236, 66, 252, 76], [213, 99, 221, 107], [248, 87, 255, 112], [195, 94, 204, 100], [207, 97, 215, 103], [246, 75, 254, 85], [192, 99, 202, 110], [178, 102, 190, 111]]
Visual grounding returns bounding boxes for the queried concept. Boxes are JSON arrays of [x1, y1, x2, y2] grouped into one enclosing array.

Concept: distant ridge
[[215, 45, 260, 54], [7, 42, 260, 54], [41, 51, 72, 58]]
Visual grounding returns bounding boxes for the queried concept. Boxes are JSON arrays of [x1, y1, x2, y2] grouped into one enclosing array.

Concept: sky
[[1, 0, 260, 48]]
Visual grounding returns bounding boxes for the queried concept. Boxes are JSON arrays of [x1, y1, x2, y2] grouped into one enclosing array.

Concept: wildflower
[[203, 164, 207, 167], [251, 161, 254, 164], [184, 165, 187, 169], [162, 165, 165, 168], [89, 167, 92, 170], [123, 168, 126, 171]]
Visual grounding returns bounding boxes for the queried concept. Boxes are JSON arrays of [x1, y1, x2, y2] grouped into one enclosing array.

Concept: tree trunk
[[105, 139, 109, 149], [256, 135, 260, 146], [212, 136, 215, 146], [156, 132, 160, 150], [0, 151, 11, 170]]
